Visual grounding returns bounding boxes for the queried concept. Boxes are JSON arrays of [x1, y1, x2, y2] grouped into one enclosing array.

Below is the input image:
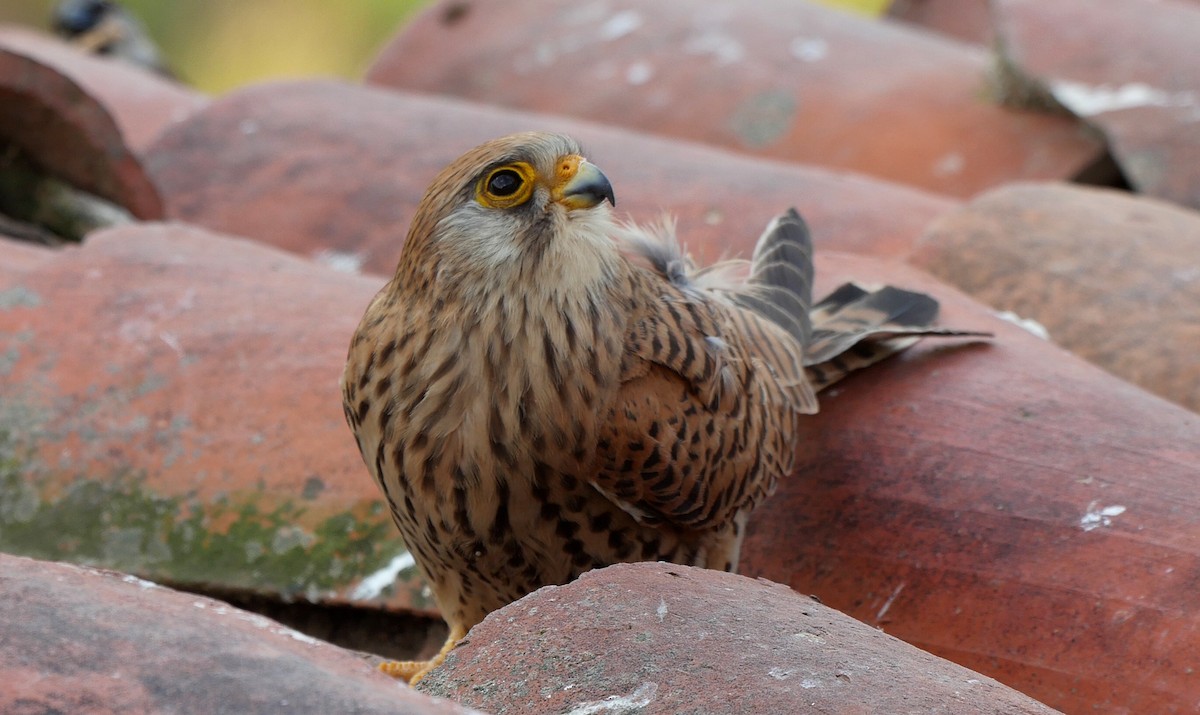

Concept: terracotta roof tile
[[913, 181, 1200, 412], [887, 0, 994, 45], [0, 236, 54, 279], [2, 5, 1199, 713], [366, 0, 1103, 198], [0, 554, 482, 715], [743, 251, 1200, 715], [994, 0, 1200, 208], [421, 562, 1062, 714], [0, 34, 164, 219], [0, 26, 205, 153], [0, 223, 431, 615], [144, 80, 958, 274]]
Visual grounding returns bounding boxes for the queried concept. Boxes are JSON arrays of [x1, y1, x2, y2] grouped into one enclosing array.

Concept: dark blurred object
[[52, 0, 173, 77], [0, 147, 132, 243], [0, 37, 172, 243]]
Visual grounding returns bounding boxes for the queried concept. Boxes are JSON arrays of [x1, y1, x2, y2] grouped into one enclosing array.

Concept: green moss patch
[[0, 428, 417, 603]]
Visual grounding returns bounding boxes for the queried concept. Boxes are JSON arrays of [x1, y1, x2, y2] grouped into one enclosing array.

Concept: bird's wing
[[614, 211, 817, 414], [589, 258, 809, 532]]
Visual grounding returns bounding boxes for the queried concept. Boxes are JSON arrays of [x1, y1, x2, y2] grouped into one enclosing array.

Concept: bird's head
[[397, 132, 618, 293]]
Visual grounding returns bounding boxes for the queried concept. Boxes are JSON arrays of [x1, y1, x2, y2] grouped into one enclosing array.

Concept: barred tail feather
[[617, 208, 815, 348], [804, 282, 991, 391], [726, 208, 814, 347], [618, 208, 987, 396]]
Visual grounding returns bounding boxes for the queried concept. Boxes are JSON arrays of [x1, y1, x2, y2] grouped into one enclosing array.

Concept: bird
[[342, 132, 984, 684], [52, 0, 174, 77]]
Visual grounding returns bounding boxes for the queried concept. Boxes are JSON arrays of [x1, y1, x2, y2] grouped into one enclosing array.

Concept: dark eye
[[476, 162, 535, 208], [487, 169, 523, 197]]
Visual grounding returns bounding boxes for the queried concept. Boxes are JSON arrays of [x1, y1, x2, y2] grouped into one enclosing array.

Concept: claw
[[378, 624, 467, 686]]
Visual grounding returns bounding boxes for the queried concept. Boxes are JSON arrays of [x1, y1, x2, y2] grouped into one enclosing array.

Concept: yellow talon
[[378, 624, 467, 686]]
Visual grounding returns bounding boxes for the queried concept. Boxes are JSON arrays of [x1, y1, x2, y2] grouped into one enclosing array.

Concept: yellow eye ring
[[476, 162, 536, 209]]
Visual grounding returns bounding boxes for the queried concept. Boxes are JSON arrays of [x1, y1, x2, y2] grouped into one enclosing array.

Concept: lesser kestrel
[[343, 132, 977, 683]]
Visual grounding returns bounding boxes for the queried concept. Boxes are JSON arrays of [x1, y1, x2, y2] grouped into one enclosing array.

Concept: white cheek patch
[[436, 203, 526, 269], [433, 196, 622, 304]]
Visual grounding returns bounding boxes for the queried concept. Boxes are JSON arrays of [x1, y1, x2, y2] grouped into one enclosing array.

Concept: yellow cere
[[555, 155, 582, 187]]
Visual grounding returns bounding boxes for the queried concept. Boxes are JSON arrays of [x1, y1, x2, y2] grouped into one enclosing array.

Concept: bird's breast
[[377, 288, 626, 489]]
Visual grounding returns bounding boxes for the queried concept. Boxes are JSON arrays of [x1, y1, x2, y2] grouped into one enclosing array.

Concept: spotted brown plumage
[[342, 132, 983, 683]]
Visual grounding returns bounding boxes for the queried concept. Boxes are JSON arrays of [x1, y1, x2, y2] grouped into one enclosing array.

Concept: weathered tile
[[421, 562, 1062, 714], [0, 554, 484, 715], [887, 0, 993, 45], [993, 0, 1200, 209], [365, 0, 1102, 198], [0, 26, 205, 152], [0, 236, 54, 280], [0, 35, 164, 220], [911, 182, 1200, 413], [0, 222, 432, 615], [741, 252, 1200, 714], [144, 80, 957, 275]]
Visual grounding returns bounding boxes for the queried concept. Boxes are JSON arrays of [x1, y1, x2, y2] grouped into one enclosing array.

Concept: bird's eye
[[487, 170, 522, 197], [476, 162, 536, 209]]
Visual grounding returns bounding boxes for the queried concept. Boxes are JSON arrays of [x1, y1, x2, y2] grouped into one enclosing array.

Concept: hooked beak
[[551, 155, 615, 210]]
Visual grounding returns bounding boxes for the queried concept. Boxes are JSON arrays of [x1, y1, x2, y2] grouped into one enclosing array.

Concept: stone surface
[[993, 0, 1200, 208], [887, 0, 993, 45], [366, 0, 1102, 198], [144, 80, 957, 277], [420, 562, 1061, 714], [910, 182, 1200, 413], [0, 553, 484, 715], [0, 39, 163, 220], [740, 252, 1200, 714], [0, 26, 205, 152], [0, 223, 432, 615]]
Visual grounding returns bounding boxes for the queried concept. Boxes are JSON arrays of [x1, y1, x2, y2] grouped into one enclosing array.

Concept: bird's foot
[[378, 624, 466, 686], [379, 658, 436, 684]]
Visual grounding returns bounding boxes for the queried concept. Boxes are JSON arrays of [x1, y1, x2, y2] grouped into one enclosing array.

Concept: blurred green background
[[0, 0, 888, 94], [0, 0, 432, 92]]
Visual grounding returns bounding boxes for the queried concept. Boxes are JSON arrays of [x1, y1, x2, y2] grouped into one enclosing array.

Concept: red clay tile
[[144, 80, 956, 274], [741, 252, 1200, 714], [0, 553, 483, 715], [0, 222, 434, 615], [0, 236, 54, 279], [911, 181, 1200, 413], [993, 0, 1200, 208], [0, 27, 205, 153], [0, 37, 163, 219], [887, 0, 994, 45], [421, 562, 1062, 714], [365, 0, 1102, 198]]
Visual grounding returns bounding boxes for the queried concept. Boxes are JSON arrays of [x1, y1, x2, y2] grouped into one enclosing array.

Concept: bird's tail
[[620, 207, 986, 394], [803, 282, 988, 391], [713, 208, 987, 392], [717, 207, 815, 349]]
